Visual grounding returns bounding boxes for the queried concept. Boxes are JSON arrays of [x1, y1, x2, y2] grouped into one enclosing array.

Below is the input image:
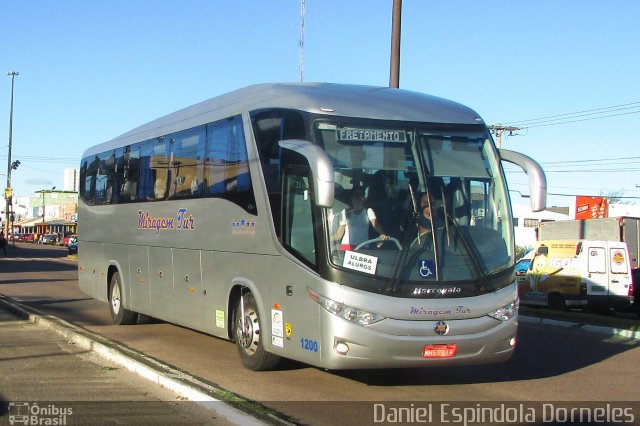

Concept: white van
[[519, 240, 634, 311]]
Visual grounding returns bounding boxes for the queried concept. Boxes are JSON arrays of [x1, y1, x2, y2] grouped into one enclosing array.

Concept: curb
[[519, 315, 640, 340], [0, 295, 294, 426]]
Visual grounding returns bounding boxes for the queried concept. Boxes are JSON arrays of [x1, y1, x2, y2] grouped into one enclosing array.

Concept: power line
[[502, 154, 640, 174], [545, 192, 640, 199], [542, 155, 640, 165], [520, 110, 640, 129], [505, 101, 640, 126], [544, 168, 640, 173], [508, 178, 640, 198], [487, 124, 521, 148], [0, 155, 77, 165], [505, 165, 640, 174]]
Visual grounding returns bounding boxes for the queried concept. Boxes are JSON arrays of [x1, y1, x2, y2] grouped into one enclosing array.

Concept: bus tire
[[109, 271, 138, 325], [234, 291, 280, 371]]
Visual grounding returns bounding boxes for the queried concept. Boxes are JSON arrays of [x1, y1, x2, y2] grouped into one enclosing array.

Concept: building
[[511, 203, 570, 249], [63, 168, 80, 192], [512, 199, 640, 250], [3, 169, 80, 239], [15, 189, 79, 238], [608, 203, 640, 218]]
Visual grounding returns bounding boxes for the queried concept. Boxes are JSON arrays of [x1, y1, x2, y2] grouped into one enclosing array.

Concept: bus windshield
[[316, 121, 513, 286]]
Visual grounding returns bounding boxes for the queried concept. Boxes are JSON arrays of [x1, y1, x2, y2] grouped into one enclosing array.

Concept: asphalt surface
[[1, 243, 639, 425], [0, 299, 264, 426]]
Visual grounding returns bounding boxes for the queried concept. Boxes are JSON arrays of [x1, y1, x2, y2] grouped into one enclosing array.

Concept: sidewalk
[[0, 305, 257, 425]]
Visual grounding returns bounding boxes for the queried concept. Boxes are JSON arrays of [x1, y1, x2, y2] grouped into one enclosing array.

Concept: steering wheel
[[354, 237, 402, 251]]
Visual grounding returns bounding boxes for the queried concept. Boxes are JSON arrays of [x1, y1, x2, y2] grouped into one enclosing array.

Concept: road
[[1, 243, 640, 425]]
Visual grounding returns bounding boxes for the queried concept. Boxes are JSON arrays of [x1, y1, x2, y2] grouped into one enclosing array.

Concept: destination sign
[[337, 127, 407, 143]]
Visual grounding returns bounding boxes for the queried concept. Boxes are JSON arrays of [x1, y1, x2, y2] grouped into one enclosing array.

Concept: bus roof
[[84, 83, 485, 157]]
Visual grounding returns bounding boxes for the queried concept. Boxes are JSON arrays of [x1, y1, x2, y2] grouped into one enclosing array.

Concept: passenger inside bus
[[366, 170, 393, 236], [331, 186, 389, 251]]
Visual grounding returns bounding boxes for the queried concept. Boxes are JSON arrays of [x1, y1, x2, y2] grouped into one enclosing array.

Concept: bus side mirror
[[499, 149, 547, 212], [279, 139, 335, 208]]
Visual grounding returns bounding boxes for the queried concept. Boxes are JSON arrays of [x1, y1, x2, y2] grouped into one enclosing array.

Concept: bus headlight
[[307, 288, 385, 326], [488, 300, 519, 321]]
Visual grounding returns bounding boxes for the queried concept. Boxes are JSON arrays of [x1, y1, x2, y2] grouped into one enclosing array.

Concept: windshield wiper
[[444, 213, 489, 285], [407, 183, 425, 246], [385, 182, 422, 294], [433, 182, 487, 283]]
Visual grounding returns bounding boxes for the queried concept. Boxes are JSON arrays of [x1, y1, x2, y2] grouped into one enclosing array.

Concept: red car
[[62, 234, 75, 247]]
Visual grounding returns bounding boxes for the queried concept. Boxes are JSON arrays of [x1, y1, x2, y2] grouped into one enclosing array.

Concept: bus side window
[[121, 152, 140, 202], [205, 116, 256, 213], [252, 109, 307, 236], [166, 126, 206, 199], [283, 170, 317, 267]]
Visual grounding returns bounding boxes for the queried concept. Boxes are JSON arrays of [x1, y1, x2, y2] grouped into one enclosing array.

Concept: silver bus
[[78, 83, 546, 370]]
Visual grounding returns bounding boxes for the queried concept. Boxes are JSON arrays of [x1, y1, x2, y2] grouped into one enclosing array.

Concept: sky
[[0, 1, 638, 209]]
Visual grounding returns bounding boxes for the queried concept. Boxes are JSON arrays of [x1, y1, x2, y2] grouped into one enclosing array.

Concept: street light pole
[[41, 186, 56, 235], [389, 0, 402, 88], [5, 71, 18, 238]]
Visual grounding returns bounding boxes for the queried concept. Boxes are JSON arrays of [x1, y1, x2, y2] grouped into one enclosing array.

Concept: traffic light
[[11, 160, 20, 170]]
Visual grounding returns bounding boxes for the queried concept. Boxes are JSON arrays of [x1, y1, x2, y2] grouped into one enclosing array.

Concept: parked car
[[39, 234, 57, 245], [515, 251, 533, 282], [62, 233, 75, 247], [22, 234, 34, 243], [68, 236, 78, 255]]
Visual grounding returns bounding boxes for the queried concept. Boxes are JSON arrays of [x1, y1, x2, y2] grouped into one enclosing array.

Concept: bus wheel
[[109, 271, 138, 325], [548, 293, 566, 311], [234, 291, 280, 371]]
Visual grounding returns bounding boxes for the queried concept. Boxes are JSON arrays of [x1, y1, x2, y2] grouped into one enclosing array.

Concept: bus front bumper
[[317, 312, 517, 370]]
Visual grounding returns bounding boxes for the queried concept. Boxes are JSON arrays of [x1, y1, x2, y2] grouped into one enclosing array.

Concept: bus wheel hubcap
[[237, 311, 259, 354], [112, 285, 121, 313]]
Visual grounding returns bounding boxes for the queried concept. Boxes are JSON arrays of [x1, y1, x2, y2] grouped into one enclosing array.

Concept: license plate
[[422, 344, 457, 358]]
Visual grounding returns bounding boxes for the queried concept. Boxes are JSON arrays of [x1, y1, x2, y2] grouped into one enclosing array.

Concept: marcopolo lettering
[[412, 287, 462, 296]]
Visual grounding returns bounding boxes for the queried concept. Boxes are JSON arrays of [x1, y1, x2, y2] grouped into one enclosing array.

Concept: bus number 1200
[[300, 338, 319, 352]]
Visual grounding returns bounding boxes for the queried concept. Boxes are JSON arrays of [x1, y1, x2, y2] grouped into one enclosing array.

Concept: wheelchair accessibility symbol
[[418, 259, 435, 278]]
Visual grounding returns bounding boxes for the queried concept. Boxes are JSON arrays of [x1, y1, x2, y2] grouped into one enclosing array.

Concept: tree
[[600, 190, 637, 205]]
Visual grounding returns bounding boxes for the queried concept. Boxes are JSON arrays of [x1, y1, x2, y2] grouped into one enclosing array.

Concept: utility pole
[[488, 124, 521, 148], [5, 71, 18, 238], [299, 0, 305, 82], [389, 0, 402, 88]]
